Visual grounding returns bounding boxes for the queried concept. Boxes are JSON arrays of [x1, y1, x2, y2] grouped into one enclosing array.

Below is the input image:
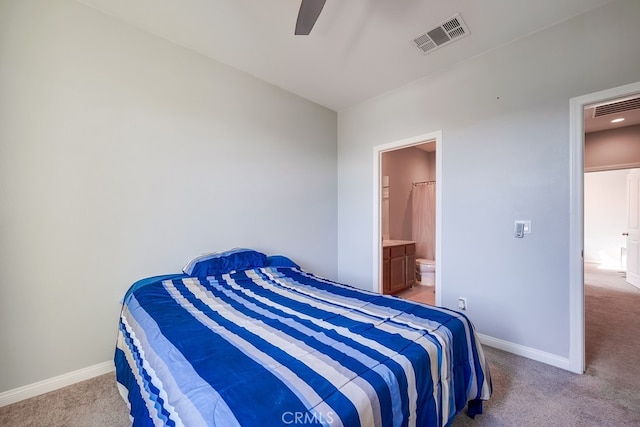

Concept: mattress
[[115, 265, 491, 426]]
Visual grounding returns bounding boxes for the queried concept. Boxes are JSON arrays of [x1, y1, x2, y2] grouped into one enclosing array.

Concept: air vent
[[412, 14, 470, 55], [593, 97, 640, 117]]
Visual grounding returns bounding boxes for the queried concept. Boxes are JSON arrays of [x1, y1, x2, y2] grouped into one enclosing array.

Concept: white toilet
[[416, 259, 435, 286]]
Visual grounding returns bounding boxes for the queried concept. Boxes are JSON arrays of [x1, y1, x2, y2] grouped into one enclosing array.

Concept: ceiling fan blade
[[295, 0, 326, 35]]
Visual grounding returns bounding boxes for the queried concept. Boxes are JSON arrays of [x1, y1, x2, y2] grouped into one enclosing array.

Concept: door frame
[[372, 130, 442, 304], [569, 81, 640, 374]]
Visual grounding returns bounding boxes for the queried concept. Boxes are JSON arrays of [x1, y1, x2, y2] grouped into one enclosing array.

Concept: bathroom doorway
[[372, 131, 442, 306]]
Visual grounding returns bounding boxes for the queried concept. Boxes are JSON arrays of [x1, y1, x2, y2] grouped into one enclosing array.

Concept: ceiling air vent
[[412, 14, 470, 55], [593, 96, 640, 117]]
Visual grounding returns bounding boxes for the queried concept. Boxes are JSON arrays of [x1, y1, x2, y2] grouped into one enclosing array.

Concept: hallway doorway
[[569, 80, 640, 374]]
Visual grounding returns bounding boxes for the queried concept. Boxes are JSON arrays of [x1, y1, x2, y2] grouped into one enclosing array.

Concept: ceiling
[[76, 0, 615, 112]]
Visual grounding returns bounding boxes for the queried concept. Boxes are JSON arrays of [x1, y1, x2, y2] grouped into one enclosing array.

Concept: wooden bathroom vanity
[[382, 240, 416, 295]]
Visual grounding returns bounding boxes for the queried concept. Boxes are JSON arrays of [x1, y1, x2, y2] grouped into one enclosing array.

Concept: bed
[[115, 249, 491, 426]]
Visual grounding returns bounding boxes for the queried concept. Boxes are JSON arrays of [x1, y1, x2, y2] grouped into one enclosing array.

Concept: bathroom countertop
[[382, 239, 415, 247]]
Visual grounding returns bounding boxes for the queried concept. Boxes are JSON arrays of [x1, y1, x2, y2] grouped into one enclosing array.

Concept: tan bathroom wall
[[381, 147, 431, 241]]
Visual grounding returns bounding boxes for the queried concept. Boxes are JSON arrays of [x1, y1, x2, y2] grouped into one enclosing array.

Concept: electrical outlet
[[458, 297, 467, 310]]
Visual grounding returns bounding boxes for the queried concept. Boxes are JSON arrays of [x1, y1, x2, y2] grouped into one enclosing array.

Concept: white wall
[[584, 169, 629, 267], [0, 0, 337, 393], [337, 0, 640, 359]]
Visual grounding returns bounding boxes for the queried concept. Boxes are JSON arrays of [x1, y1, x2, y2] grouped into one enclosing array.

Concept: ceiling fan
[[295, 0, 326, 35]]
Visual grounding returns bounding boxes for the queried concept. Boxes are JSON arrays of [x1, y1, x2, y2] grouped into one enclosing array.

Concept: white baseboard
[[478, 333, 572, 371], [0, 361, 115, 407]]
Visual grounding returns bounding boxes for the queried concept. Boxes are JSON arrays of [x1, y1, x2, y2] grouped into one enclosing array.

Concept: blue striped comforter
[[115, 267, 491, 426]]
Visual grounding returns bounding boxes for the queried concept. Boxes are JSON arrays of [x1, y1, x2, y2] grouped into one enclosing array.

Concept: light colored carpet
[[0, 372, 130, 426], [2, 264, 639, 426]]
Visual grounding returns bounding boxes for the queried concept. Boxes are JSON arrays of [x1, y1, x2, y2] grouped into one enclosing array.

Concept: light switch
[[515, 220, 531, 236]]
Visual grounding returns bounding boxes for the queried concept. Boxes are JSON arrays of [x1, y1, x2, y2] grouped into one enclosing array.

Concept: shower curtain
[[412, 183, 436, 260]]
